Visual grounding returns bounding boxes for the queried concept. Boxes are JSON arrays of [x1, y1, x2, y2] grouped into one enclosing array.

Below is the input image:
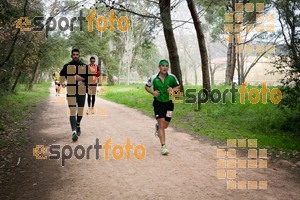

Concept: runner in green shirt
[[145, 60, 181, 155]]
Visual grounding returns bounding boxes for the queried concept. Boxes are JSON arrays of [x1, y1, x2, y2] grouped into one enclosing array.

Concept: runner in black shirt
[[60, 49, 89, 141]]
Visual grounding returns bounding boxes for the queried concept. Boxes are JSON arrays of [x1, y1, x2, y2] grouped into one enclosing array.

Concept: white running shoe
[[161, 145, 169, 155]]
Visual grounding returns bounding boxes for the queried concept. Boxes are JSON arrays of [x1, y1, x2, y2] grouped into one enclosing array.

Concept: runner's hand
[[152, 90, 160, 97], [75, 75, 84, 81], [167, 87, 173, 94], [78, 81, 85, 86]]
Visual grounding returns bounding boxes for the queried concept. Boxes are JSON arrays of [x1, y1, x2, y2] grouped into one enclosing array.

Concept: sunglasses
[[90, 61, 95, 63]]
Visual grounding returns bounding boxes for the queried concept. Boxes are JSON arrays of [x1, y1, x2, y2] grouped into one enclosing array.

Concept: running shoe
[[72, 131, 78, 141], [161, 145, 169, 155], [155, 123, 159, 138]]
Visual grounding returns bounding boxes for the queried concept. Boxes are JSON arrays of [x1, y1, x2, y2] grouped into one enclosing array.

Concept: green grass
[[102, 84, 300, 152], [0, 82, 50, 149]]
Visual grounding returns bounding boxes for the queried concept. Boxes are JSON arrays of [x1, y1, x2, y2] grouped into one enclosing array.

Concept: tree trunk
[[186, 0, 210, 91], [230, 33, 236, 82], [207, 41, 214, 86], [210, 64, 215, 86], [28, 61, 40, 91], [11, 70, 22, 92], [237, 53, 241, 85], [225, 43, 233, 84], [159, 0, 183, 91], [240, 52, 245, 84]]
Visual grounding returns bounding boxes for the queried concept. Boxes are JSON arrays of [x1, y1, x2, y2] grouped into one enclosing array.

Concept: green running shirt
[[146, 72, 180, 102]]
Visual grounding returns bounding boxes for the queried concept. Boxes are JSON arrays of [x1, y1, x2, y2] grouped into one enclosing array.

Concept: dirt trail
[[2, 85, 300, 200]]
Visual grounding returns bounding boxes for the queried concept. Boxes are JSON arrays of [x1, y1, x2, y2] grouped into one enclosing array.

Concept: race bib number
[[166, 111, 173, 118]]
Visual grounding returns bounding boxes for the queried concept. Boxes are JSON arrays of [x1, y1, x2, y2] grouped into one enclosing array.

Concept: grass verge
[[0, 82, 50, 149], [101, 84, 300, 154]]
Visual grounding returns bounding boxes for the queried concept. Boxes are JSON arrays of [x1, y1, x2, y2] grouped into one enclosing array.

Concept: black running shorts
[[153, 99, 174, 122]]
